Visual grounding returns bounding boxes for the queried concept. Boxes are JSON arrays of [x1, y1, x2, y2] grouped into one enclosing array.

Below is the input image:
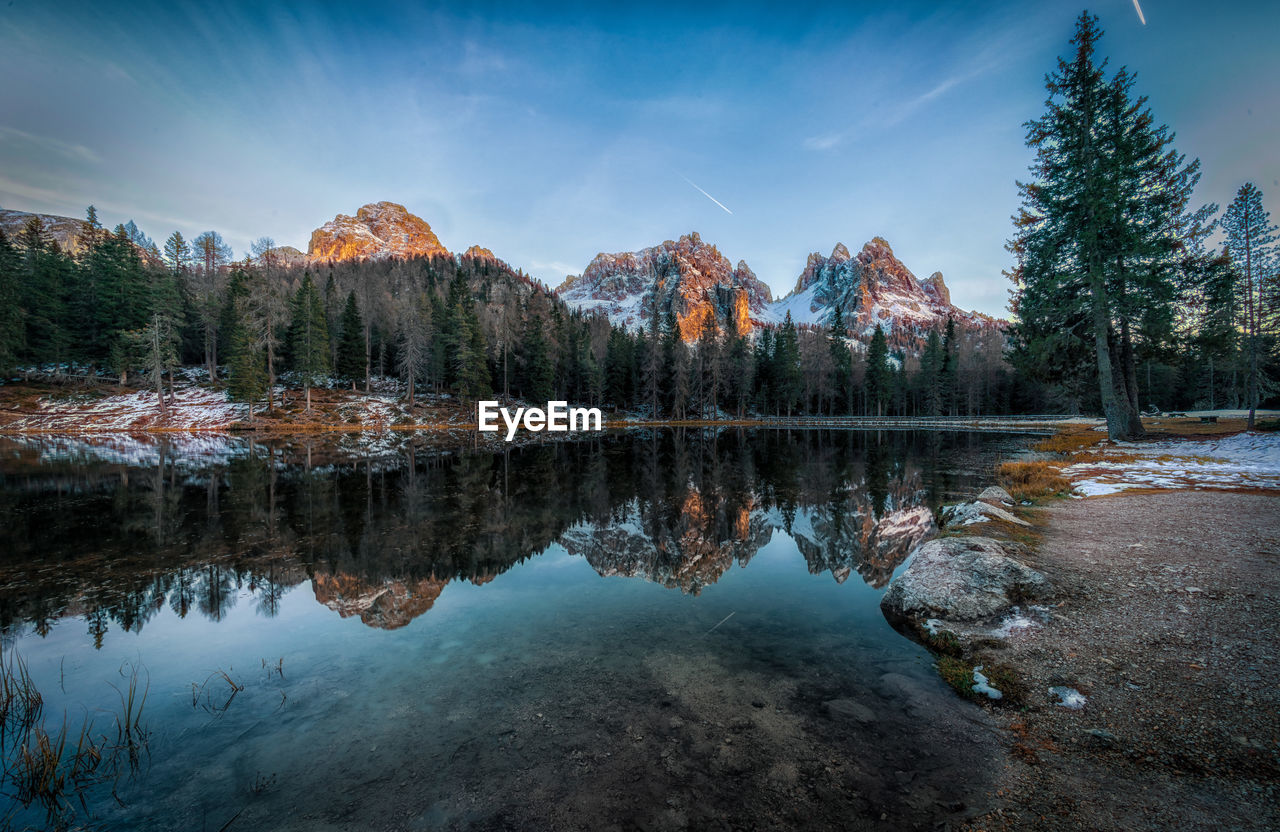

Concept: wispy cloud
[[1132, 0, 1147, 26], [0, 126, 100, 164]]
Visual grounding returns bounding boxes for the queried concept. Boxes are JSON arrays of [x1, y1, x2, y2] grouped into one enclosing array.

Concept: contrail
[[1131, 0, 1146, 25], [705, 611, 736, 635], [683, 177, 733, 215]]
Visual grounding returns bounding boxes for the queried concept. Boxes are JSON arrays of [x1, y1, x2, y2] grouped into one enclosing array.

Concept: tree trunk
[[1090, 269, 1130, 440], [364, 323, 372, 394], [1120, 318, 1144, 437], [266, 340, 275, 411]]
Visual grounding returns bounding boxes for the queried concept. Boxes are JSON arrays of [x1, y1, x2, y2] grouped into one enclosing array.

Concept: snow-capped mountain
[[307, 201, 450, 262], [555, 232, 774, 339], [773, 237, 995, 342], [557, 233, 1002, 350]]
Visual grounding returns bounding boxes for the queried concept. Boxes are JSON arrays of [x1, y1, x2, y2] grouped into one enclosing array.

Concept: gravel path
[[964, 491, 1280, 831]]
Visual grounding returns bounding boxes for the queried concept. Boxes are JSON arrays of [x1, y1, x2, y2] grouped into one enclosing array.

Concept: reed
[[0, 650, 44, 736]]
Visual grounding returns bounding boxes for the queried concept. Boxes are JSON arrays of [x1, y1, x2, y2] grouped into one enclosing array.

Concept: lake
[[0, 428, 1031, 831]]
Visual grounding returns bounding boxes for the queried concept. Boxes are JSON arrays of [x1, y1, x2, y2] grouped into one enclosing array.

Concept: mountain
[[1, 208, 93, 255], [557, 232, 1001, 349], [260, 245, 308, 268], [307, 201, 449, 262], [773, 237, 996, 345], [555, 232, 773, 339]]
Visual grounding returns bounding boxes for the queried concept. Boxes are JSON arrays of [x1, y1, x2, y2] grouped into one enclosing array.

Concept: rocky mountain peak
[[555, 231, 773, 338], [462, 244, 497, 261], [923, 271, 951, 307], [307, 201, 448, 263], [773, 236, 998, 349]]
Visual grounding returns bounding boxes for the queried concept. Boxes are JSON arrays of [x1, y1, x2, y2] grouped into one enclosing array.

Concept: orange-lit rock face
[[555, 232, 773, 339], [312, 571, 448, 629], [307, 201, 448, 263]]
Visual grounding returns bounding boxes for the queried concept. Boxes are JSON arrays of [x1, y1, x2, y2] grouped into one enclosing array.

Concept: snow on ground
[[4, 386, 246, 432], [1066, 432, 1280, 496]]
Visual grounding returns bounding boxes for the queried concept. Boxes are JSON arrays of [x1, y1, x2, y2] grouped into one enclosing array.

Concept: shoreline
[[882, 423, 1280, 830], [961, 491, 1279, 830]]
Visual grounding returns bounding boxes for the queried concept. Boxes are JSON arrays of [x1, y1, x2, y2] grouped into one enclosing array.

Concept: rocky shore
[[881, 472, 1280, 830]]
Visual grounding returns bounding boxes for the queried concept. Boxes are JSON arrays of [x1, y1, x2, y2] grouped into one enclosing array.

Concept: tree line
[[0, 210, 1037, 419]]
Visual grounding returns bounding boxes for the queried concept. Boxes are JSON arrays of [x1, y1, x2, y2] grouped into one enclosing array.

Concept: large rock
[[940, 500, 1029, 527], [976, 486, 1014, 506], [880, 536, 1050, 622]]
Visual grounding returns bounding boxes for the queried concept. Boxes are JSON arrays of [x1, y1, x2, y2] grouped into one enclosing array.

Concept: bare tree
[[190, 231, 232, 380]]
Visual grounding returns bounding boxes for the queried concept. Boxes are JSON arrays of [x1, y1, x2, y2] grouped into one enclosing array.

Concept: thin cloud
[[682, 177, 733, 215], [1132, 0, 1147, 26], [0, 126, 101, 164]]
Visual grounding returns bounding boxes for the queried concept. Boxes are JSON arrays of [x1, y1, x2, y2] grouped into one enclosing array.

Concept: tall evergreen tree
[[864, 326, 891, 417], [773, 312, 802, 416], [336, 291, 366, 386], [827, 306, 852, 415], [289, 273, 331, 411], [0, 231, 24, 370], [521, 313, 554, 403], [1221, 183, 1277, 429], [1009, 13, 1206, 438], [920, 328, 944, 417], [227, 315, 267, 419]]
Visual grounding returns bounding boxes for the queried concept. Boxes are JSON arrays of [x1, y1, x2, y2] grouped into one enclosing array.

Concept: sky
[[1, 0, 1277, 318]]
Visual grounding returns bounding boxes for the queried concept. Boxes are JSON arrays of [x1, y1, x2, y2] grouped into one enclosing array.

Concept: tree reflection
[[0, 430, 1005, 641]]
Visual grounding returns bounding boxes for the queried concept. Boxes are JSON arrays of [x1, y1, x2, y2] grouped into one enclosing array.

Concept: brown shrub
[[998, 460, 1073, 501]]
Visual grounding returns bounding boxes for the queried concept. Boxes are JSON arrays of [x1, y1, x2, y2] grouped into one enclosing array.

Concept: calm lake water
[[0, 429, 1031, 831]]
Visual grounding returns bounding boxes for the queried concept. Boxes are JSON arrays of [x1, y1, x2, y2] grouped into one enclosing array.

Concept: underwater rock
[[822, 698, 878, 724], [881, 536, 1051, 622]]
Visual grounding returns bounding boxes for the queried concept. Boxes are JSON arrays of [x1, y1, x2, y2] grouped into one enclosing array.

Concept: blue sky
[[1, 0, 1276, 317]]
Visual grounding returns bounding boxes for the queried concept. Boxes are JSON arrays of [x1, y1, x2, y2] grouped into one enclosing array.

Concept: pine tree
[[774, 312, 801, 416], [1009, 13, 1206, 439], [336, 291, 365, 386], [865, 326, 891, 417], [163, 231, 190, 278], [940, 317, 958, 415], [228, 315, 267, 419], [0, 231, 24, 370], [920, 329, 944, 417], [289, 273, 331, 411], [521, 314, 554, 403], [827, 306, 852, 415], [604, 327, 633, 408], [1222, 183, 1278, 428]]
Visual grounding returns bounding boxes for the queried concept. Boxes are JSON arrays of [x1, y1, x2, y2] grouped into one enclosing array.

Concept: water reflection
[[0, 428, 1030, 831], [1, 429, 997, 639]]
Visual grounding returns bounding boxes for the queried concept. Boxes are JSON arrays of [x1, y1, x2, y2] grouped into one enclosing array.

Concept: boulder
[[940, 500, 1029, 527], [881, 536, 1050, 622], [976, 485, 1014, 506]]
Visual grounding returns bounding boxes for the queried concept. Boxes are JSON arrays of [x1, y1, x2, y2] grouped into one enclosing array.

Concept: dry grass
[[998, 460, 1074, 502], [1033, 429, 1104, 455]]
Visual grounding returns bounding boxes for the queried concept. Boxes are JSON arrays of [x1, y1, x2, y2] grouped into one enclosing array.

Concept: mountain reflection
[[0, 429, 999, 638]]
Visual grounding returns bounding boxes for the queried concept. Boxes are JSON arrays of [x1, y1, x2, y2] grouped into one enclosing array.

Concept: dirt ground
[[963, 490, 1280, 831]]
